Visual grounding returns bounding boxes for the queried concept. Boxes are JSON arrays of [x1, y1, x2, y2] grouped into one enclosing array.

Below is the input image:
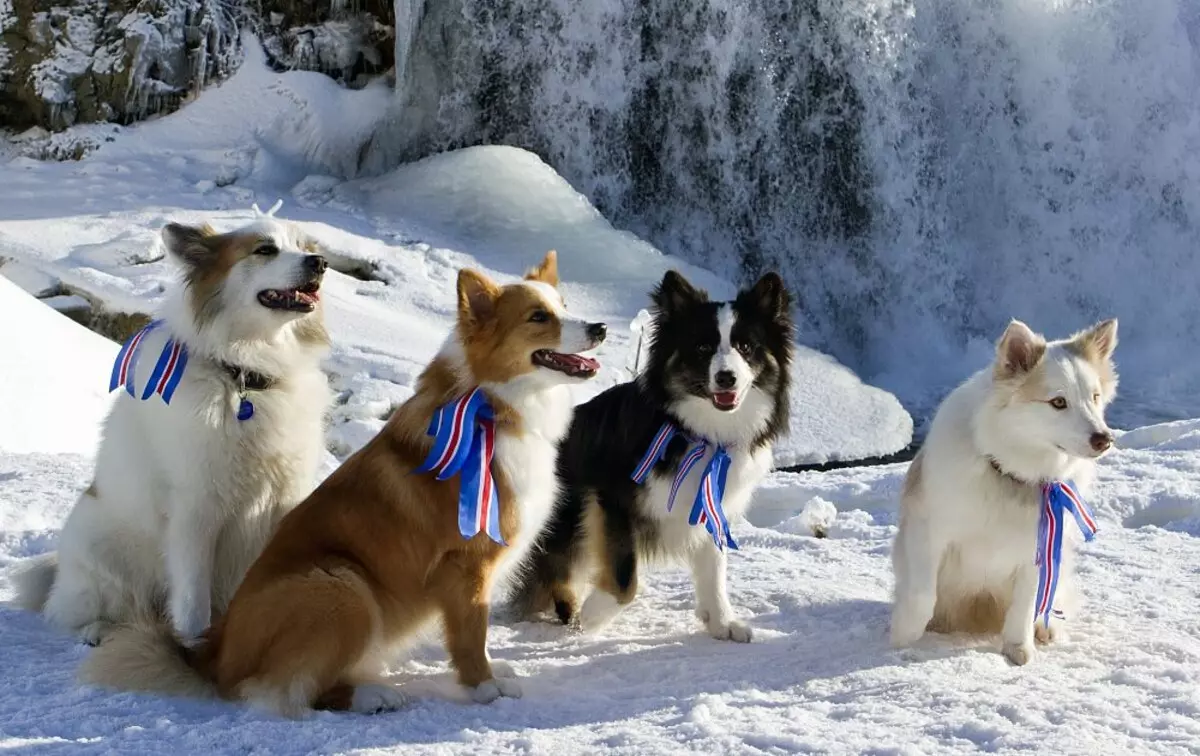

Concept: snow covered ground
[[2, 41, 1199, 756]]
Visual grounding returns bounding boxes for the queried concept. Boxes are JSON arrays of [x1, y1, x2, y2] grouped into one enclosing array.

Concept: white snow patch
[[780, 497, 839, 538], [0, 276, 116, 455]]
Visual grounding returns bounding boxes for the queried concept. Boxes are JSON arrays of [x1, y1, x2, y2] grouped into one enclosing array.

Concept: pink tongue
[[713, 391, 738, 407], [557, 353, 599, 370]]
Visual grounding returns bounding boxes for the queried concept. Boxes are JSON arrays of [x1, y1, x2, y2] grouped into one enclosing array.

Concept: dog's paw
[[170, 599, 211, 644], [1034, 621, 1067, 646], [707, 618, 753, 643], [494, 677, 523, 698], [579, 592, 622, 634], [489, 660, 518, 679], [888, 605, 930, 648], [1002, 641, 1035, 666], [469, 677, 523, 704], [350, 683, 408, 714], [78, 621, 111, 647], [178, 632, 208, 649]]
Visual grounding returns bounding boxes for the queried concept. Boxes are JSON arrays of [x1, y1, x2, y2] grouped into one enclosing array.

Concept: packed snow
[[1, 38, 1198, 756]]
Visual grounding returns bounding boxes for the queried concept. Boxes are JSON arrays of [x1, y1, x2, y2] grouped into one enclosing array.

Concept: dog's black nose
[[588, 322, 607, 343], [1090, 432, 1114, 453], [304, 255, 328, 274], [715, 370, 737, 390]]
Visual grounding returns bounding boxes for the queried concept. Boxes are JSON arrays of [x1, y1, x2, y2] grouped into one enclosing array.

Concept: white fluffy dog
[[890, 318, 1118, 665], [13, 214, 332, 645]]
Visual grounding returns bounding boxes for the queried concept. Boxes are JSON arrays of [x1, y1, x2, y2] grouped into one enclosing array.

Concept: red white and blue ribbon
[[415, 388, 504, 544], [1034, 480, 1097, 627], [632, 422, 676, 483], [109, 320, 188, 405], [632, 422, 739, 551]]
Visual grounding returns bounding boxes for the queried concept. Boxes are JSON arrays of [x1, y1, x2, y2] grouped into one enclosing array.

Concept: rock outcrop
[[0, 0, 393, 132]]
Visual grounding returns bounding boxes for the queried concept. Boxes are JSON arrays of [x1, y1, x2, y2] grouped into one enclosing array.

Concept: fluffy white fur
[[891, 318, 1119, 665], [13, 216, 332, 645]]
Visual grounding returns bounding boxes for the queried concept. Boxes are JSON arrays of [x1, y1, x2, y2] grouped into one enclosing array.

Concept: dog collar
[[220, 363, 276, 422], [987, 457, 1039, 486], [221, 363, 276, 393]]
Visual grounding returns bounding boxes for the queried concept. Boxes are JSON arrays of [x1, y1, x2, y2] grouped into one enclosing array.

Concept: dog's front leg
[[434, 556, 521, 704], [889, 517, 941, 647], [691, 539, 752, 642], [165, 499, 222, 643], [1001, 563, 1039, 666]]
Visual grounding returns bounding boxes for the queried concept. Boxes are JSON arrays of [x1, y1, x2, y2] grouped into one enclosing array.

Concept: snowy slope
[[0, 276, 116, 455]]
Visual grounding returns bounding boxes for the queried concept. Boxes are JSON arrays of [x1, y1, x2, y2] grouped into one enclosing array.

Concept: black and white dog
[[514, 270, 792, 641]]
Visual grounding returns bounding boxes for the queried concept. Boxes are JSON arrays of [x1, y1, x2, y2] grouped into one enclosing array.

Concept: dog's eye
[[697, 344, 714, 356], [1092, 391, 1101, 403], [528, 310, 550, 323], [254, 243, 279, 257], [734, 341, 754, 357], [1049, 397, 1068, 410]]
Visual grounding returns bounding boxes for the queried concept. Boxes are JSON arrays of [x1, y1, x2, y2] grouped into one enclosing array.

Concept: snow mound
[[778, 497, 838, 538], [1115, 419, 1200, 452], [0, 276, 116, 455], [338, 145, 913, 465]]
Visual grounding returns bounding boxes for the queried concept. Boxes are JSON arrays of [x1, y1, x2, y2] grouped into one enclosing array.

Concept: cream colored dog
[[891, 318, 1117, 665]]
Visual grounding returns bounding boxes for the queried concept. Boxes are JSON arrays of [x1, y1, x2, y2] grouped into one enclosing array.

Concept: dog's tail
[[80, 617, 218, 700], [9, 552, 58, 612]]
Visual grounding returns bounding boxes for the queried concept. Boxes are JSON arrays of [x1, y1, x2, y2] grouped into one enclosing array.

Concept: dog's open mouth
[[712, 391, 740, 411], [257, 281, 321, 313], [533, 350, 600, 379]]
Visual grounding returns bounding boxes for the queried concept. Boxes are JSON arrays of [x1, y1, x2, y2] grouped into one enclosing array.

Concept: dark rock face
[[372, 0, 873, 343], [0, 0, 393, 132], [258, 0, 394, 87]]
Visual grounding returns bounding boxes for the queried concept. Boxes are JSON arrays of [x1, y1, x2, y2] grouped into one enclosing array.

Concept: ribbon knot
[[109, 320, 189, 406], [632, 422, 739, 551], [1035, 480, 1098, 626], [415, 388, 504, 545]]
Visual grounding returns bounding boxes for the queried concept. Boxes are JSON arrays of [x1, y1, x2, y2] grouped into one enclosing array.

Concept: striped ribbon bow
[[415, 388, 504, 545], [632, 422, 739, 551], [109, 320, 189, 405], [1035, 480, 1098, 627]]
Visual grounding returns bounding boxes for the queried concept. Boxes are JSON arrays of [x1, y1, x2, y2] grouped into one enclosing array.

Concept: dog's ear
[[740, 271, 790, 322], [651, 270, 706, 318], [995, 320, 1047, 378], [161, 223, 217, 269], [457, 268, 501, 325], [524, 250, 559, 287], [1071, 318, 1119, 364]]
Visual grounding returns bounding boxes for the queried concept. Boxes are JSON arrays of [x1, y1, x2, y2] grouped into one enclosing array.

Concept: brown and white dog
[[13, 214, 332, 647], [82, 251, 607, 715]]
